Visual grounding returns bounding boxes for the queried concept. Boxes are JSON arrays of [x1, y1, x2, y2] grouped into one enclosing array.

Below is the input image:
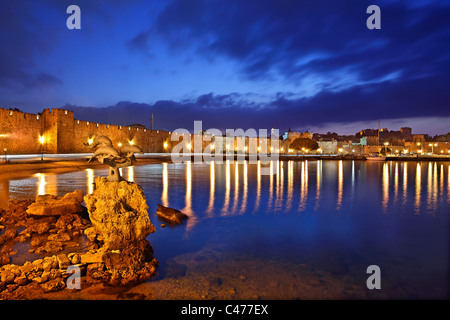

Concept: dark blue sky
[[0, 0, 449, 134]]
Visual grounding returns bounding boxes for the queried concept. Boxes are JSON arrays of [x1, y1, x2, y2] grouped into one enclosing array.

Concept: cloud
[[65, 71, 450, 135], [131, 0, 450, 92]]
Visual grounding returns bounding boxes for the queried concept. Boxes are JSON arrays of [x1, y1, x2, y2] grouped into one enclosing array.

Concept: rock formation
[[83, 177, 157, 285], [156, 204, 188, 224], [26, 190, 84, 216]]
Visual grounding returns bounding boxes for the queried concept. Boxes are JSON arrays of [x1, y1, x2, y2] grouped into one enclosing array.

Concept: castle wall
[[0, 107, 280, 155]]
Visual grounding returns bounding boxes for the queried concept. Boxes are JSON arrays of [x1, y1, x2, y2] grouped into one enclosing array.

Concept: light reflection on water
[[2, 160, 449, 218], [0, 160, 449, 298]]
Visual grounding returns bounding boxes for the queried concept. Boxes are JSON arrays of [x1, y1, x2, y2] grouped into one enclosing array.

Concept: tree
[[290, 138, 319, 152]]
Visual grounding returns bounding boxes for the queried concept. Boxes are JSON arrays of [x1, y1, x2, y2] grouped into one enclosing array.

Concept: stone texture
[[83, 177, 157, 285], [26, 190, 84, 216], [84, 177, 155, 250], [156, 204, 188, 224]]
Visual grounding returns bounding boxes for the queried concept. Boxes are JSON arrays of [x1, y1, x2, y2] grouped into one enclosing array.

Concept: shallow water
[[1, 160, 449, 299]]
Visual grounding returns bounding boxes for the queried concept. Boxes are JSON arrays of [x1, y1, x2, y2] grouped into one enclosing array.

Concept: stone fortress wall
[[0, 107, 276, 155]]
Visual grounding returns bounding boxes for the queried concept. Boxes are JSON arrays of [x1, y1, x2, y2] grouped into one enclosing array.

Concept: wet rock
[[3, 228, 17, 241], [35, 241, 63, 255], [48, 232, 71, 242], [56, 253, 71, 269], [84, 178, 155, 250], [1, 270, 15, 284], [30, 236, 45, 247], [13, 274, 28, 286], [156, 204, 188, 224], [26, 190, 84, 216], [83, 177, 158, 286], [27, 218, 54, 234], [80, 250, 104, 264], [40, 278, 65, 292]]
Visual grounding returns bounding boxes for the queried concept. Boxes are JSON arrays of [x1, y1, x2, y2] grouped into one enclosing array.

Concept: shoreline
[[1, 153, 449, 181]]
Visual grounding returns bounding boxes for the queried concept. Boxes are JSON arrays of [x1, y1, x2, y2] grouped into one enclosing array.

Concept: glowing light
[[162, 163, 168, 207], [87, 138, 94, 145], [127, 166, 134, 182], [118, 142, 122, 147], [129, 140, 134, 145], [163, 141, 168, 149], [86, 169, 94, 194], [39, 136, 45, 144], [206, 161, 215, 215]]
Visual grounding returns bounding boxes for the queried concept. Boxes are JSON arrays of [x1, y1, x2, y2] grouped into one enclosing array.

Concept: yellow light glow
[[39, 136, 45, 144], [118, 142, 122, 147], [187, 143, 191, 150], [338, 148, 343, 152], [129, 140, 134, 145], [384, 142, 389, 146], [87, 138, 93, 145], [244, 146, 248, 151], [163, 141, 168, 149], [257, 146, 261, 152]]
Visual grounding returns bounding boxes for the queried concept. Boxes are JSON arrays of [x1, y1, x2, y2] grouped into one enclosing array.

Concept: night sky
[[0, 0, 449, 135]]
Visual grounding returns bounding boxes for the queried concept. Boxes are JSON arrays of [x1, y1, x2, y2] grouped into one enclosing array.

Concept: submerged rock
[[156, 204, 188, 224]]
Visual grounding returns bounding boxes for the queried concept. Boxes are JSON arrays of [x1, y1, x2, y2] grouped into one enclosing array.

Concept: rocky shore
[[0, 180, 158, 299]]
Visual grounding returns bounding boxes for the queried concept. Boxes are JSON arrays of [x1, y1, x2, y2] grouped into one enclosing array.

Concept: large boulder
[[84, 177, 155, 250], [26, 190, 84, 216], [83, 177, 157, 285]]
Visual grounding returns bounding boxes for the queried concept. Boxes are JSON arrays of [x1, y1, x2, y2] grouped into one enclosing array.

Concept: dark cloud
[[130, 0, 450, 88], [66, 71, 450, 134]]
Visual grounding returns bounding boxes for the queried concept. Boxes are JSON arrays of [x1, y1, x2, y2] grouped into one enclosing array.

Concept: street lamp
[[39, 136, 45, 160], [384, 142, 389, 154]]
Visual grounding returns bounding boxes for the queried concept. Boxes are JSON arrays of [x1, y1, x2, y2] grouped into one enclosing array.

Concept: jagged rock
[[156, 204, 188, 224], [84, 177, 155, 250], [48, 232, 71, 242], [3, 229, 18, 240], [83, 177, 157, 285], [40, 278, 65, 292], [26, 190, 84, 216], [1, 271, 15, 284], [27, 217, 55, 234], [56, 253, 71, 269], [80, 250, 104, 264]]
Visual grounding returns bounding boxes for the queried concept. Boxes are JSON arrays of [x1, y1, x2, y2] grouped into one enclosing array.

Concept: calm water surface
[[1, 160, 449, 299]]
